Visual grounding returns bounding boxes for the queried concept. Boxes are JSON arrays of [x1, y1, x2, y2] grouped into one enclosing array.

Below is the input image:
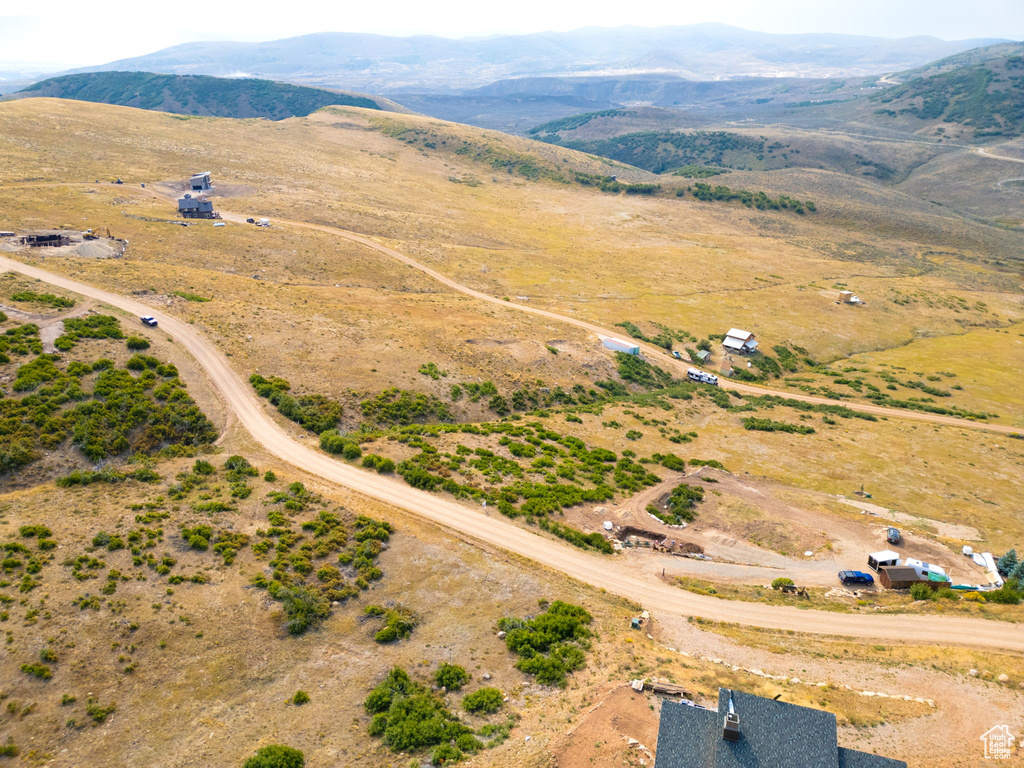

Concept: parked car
[[838, 570, 874, 586], [140, 315, 158, 327], [671, 350, 682, 360], [887, 527, 901, 545], [246, 218, 255, 224]]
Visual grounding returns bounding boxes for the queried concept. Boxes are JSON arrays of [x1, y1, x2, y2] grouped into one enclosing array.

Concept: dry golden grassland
[[1, 99, 1021, 541], [1, 99, 1021, 371]]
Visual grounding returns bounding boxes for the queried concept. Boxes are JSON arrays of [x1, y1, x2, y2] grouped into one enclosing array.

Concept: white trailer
[[601, 336, 640, 355], [687, 368, 719, 386]]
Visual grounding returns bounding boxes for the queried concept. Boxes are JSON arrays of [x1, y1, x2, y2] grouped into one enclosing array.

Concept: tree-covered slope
[[15, 71, 380, 120], [867, 55, 1024, 138], [536, 127, 789, 173]]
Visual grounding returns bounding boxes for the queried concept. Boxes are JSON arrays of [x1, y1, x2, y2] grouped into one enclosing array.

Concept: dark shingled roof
[[838, 747, 908, 768], [654, 689, 907, 768]]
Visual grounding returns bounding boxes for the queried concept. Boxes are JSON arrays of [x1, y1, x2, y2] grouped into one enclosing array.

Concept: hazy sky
[[1, 0, 1022, 68]]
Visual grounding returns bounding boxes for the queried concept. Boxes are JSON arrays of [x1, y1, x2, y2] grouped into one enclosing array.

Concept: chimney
[[723, 691, 741, 742]]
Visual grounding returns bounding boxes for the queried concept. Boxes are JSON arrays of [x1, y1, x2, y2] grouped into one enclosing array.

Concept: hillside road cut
[[1, 253, 1023, 653]]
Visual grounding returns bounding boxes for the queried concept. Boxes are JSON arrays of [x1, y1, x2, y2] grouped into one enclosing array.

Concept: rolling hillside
[[1, 95, 1023, 768], [863, 53, 1024, 139], [10, 71, 385, 119]]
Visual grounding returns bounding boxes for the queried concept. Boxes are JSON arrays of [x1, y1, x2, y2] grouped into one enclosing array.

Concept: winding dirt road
[[976, 147, 1024, 164], [226, 212, 1022, 435], [4, 180, 1021, 433], [1, 253, 1023, 652]]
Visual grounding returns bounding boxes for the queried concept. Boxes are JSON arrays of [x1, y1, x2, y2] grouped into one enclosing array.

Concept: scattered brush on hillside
[[538, 130, 783, 173], [9, 291, 75, 308], [250, 487, 394, 633], [498, 600, 592, 687], [672, 165, 730, 178], [364, 667, 512, 763], [527, 109, 636, 137], [742, 417, 815, 435], [684, 182, 815, 213], [0, 319, 216, 474], [868, 56, 1024, 138], [250, 374, 343, 433], [646, 482, 705, 525]]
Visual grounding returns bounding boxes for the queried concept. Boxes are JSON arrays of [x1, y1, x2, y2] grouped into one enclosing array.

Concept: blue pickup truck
[[838, 570, 874, 586]]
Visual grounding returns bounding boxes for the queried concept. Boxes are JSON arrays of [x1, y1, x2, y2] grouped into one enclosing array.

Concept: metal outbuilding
[[600, 336, 640, 355]]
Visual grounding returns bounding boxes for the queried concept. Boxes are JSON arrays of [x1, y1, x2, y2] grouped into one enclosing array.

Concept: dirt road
[[4, 180, 1020, 434], [2, 254, 1023, 652], [244, 212, 1022, 435], [976, 147, 1024, 164]]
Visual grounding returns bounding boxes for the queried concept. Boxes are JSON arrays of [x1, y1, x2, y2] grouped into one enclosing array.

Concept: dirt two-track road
[[1, 253, 1022, 653]]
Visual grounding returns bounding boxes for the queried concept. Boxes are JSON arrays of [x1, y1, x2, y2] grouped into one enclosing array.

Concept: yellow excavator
[[83, 227, 112, 240]]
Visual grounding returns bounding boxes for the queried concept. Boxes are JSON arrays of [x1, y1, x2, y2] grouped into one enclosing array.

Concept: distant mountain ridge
[[9, 72, 383, 119], [66, 24, 1007, 94]]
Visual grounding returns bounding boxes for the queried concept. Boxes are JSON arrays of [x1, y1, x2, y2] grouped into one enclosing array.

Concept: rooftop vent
[[723, 692, 740, 742]]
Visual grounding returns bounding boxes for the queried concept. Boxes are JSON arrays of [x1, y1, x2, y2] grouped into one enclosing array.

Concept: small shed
[[722, 328, 758, 354], [867, 550, 900, 572], [696, 349, 711, 364], [601, 336, 640, 355], [878, 565, 929, 590], [189, 172, 212, 191]]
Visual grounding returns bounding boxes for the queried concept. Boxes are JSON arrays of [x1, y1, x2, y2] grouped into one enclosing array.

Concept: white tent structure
[[867, 550, 900, 571]]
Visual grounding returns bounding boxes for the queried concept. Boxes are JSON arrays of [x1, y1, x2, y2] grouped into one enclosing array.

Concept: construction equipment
[[82, 227, 112, 240]]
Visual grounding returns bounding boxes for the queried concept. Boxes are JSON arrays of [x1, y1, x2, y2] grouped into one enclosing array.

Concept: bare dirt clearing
[[564, 469, 987, 587]]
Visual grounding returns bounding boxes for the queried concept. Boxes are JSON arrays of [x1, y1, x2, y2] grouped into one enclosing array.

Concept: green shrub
[[434, 663, 470, 691], [431, 744, 463, 765], [498, 601, 592, 687], [985, 581, 1022, 604], [771, 577, 794, 590], [910, 582, 934, 601], [125, 336, 151, 350], [278, 585, 330, 635], [462, 687, 503, 714], [363, 667, 471, 754], [21, 662, 52, 679], [657, 453, 686, 471], [242, 744, 305, 768], [10, 291, 75, 308], [741, 417, 815, 434], [292, 690, 310, 705]]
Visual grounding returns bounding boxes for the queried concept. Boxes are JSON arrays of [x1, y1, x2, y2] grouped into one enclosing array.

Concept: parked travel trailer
[[687, 368, 719, 386]]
